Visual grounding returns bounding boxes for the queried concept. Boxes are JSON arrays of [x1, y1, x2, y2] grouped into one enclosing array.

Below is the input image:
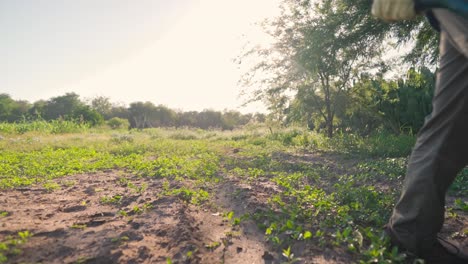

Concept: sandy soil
[[0, 157, 466, 264], [0, 170, 349, 264]]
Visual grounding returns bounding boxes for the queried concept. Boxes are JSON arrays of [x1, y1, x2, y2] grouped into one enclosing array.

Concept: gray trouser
[[388, 9, 468, 255]]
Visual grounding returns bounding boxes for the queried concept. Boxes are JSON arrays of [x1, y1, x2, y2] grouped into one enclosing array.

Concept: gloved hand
[[372, 0, 417, 21]]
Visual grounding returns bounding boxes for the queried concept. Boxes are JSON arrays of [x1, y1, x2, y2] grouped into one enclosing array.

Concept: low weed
[[0, 231, 33, 263], [111, 235, 130, 244], [100, 195, 123, 205], [110, 134, 134, 144], [70, 224, 87, 229], [449, 168, 468, 196], [43, 181, 61, 192], [0, 126, 428, 263], [0, 120, 89, 135]]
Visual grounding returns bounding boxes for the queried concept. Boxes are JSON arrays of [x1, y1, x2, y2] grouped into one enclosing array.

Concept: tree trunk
[[326, 116, 333, 138]]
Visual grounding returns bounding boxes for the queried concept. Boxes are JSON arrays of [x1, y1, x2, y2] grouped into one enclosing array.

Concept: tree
[[197, 110, 223, 129], [9, 100, 31, 122], [74, 106, 104, 126], [176, 111, 198, 128], [221, 110, 252, 130], [108, 104, 130, 120], [107, 117, 130, 129], [0, 94, 16, 122], [376, 67, 435, 134], [241, 0, 438, 137], [29, 100, 47, 120], [128, 102, 156, 129], [0, 94, 32, 122], [243, 0, 388, 137], [153, 105, 177, 127], [42, 92, 83, 120], [90, 96, 113, 119], [336, 67, 435, 135]]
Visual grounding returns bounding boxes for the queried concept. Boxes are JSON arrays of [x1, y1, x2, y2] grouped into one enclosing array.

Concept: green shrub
[[0, 120, 89, 135], [107, 117, 129, 130]]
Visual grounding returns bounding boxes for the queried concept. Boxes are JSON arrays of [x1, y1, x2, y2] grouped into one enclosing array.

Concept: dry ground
[[1, 156, 467, 264]]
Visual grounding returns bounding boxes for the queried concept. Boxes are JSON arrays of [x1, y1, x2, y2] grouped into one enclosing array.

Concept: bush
[[107, 117, 129, 130], [0, 120, 89, 134]]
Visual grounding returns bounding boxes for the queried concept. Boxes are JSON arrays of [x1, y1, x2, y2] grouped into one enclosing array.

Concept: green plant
[[0, 231, 33, 263], [43, 181, 61, 192], [70, 224, 87, 229], [117, 210, 128, 217], [111, 235, 129, 244], [107, 117, 129, 130], [127, 182, 148, 194], [454, 199, 468, 212], [449, 168, 468, 196], [110, 134, 134, 144], [100, 195, 123, 205], [204, 241, 221, 251], [282, 246, 299, 263]]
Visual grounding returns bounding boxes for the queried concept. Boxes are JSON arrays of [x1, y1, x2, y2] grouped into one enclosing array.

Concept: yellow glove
[[372, 0, 417, 21]]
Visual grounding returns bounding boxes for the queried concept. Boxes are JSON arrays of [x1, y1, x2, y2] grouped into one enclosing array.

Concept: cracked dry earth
[[0, 162, 466, 264]]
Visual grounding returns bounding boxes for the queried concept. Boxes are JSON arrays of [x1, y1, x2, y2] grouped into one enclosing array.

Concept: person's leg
[[387, 9, 468, 256]]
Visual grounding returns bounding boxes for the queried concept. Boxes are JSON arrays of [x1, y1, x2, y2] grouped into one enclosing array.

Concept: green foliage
[[70, 224, 87, 229], [0, 120, 90, 134], [36, 93, 104, 126], [91, 96, 113, 119], [0, 147, 117, 188], [240, 0, 437, 138], [0, 231, 33, 263], [0, 93, 257, 131], [43, 181, 61, 192], [0, 127, 443, 263], [0, 94, 30, 123], [100, 195, 123, 205], [111, 235, 130, 244], [107, 117, 130, 129], [454, 199, 468, 212], [449, 168, 468, 196], [110, 134, 134, 144], [165, 187, 210, 205]]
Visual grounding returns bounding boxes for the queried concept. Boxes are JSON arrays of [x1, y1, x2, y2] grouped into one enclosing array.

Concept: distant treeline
[[1, 67, 436, 135], [0, 93, 265, 130]]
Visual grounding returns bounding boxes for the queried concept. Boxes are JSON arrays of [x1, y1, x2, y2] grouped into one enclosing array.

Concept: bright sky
[[1, 0, 281, 113]]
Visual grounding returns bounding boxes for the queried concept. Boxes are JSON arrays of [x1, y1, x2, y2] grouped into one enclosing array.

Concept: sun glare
[[66, 0, 280, 113]]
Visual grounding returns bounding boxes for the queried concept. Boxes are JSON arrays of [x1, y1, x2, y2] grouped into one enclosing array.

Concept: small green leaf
[[303, 231, 312, 239]]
